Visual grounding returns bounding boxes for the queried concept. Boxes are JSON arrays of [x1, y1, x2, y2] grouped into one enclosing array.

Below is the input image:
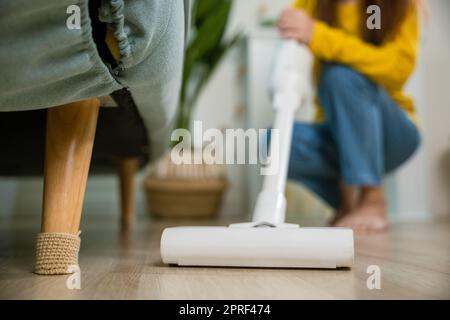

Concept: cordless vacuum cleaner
[[160, 41, 354, 269]]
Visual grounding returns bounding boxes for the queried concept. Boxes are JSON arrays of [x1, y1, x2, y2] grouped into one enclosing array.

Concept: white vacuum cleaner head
[[161, 226, 354, 269]]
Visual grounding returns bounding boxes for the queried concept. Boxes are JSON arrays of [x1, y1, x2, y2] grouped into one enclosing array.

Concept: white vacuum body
[[160, 41, 354, 269]]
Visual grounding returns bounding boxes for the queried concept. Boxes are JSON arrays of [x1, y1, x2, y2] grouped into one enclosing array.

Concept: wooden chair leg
[[35, 99, 100, 275], [118, 157, 139, 230]]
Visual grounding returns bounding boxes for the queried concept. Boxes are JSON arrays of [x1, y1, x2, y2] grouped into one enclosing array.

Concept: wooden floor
[[0, 214, 449, 299]]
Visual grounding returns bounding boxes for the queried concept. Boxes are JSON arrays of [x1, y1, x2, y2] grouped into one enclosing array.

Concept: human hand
[[277, 8, 315, 44]]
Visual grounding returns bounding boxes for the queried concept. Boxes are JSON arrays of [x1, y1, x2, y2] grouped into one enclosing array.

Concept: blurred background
[[0, 0, 449, 225]]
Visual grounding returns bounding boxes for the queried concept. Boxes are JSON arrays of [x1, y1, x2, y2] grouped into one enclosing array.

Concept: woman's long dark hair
[[315, 0, 415, 45]]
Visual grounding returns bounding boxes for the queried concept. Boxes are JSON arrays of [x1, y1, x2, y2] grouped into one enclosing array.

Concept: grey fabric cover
[[0, 0, 191, 159]]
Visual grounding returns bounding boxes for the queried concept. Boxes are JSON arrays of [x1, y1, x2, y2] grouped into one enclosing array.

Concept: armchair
[[0, 0, 190, 275]]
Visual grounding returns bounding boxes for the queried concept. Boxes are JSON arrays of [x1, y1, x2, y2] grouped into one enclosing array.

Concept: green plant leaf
[[192, 33, 243, 105], [176, 0, 240, 132], [186, 1, 231, 68], [194, 0, 220, 24]]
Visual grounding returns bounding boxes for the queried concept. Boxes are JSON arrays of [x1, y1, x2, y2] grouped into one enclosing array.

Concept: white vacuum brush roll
[[161, 227, 354, 269]]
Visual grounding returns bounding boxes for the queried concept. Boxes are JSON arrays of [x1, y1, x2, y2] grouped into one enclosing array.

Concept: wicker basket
[[144, 178, 227, 219]]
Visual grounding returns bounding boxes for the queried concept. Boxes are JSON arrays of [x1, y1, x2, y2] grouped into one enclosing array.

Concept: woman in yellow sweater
[[277, 0, 422, 232]]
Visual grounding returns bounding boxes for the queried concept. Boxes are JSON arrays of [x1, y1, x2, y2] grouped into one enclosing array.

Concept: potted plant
[[144, 0, 241, 219]]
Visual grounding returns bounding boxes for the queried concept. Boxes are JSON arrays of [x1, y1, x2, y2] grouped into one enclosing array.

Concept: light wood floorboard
[[0, 215, 449, 299]]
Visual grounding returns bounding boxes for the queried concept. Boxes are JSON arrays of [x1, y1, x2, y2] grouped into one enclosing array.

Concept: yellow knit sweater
[[293, 0, 420, 125]]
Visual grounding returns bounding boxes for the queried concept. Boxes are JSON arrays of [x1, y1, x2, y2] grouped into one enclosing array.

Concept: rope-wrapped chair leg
[[35, 232, 81, 275], [35, 100, 99, 276]]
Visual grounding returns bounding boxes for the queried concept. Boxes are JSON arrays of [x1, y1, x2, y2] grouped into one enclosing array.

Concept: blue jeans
[[287, 64, 421, 209]]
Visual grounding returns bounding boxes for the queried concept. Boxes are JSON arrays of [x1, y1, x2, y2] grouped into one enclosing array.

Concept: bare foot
[[329, 183, 358, 225], [333, 186, 389, 233], [334, 200, 389, 233], [329, 207, 348, 226]]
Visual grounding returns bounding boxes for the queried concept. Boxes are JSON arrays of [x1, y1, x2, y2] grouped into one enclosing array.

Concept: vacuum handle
[[251, 41, 312, 225], [263, 88, 300, 194]]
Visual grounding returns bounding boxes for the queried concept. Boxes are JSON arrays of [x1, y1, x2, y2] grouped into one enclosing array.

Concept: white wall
[[420, 0, 450, 217]]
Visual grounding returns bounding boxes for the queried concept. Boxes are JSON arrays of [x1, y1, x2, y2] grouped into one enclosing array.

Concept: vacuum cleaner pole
[[251, 40, 312, 226]]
